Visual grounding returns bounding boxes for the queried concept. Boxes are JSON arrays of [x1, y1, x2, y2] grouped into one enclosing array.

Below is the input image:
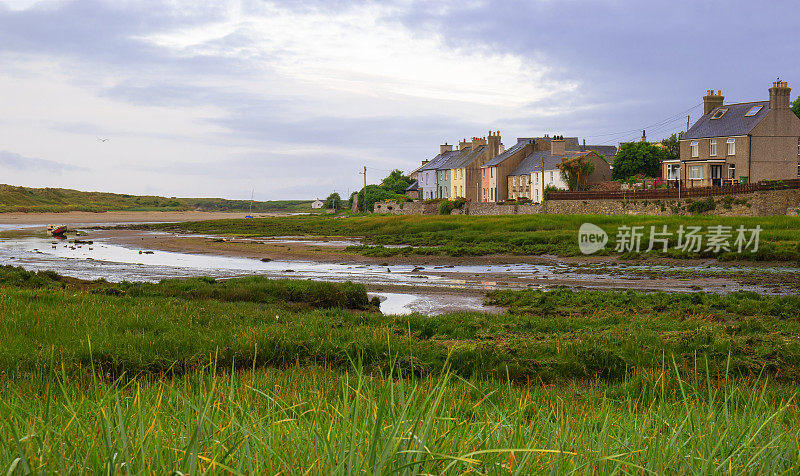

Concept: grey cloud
[[0, 150, 86, 173]]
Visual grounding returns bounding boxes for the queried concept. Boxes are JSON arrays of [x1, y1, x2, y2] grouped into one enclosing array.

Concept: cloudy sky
[[1, 0, 798, 200]]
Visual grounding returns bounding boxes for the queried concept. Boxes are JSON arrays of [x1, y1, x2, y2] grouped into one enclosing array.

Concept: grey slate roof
[[582, 145, 617, 157], [405, 180, 419, 191], [509, 150, 599, 176], [437, 147, 475, 170], [440, 145, 486, 170], [483, 138, 535, 167], [419, 150, 459, 171], [684, 101, 770, 139]]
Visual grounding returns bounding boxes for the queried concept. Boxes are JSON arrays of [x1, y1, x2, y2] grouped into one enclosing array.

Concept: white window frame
[[691, 140, 699, 158], [709, 139, 717, 156], [690, 165, 703, 180], [727, 138, 735, 156], [728, 163, 735, 179], [667, 164, 680, 180]]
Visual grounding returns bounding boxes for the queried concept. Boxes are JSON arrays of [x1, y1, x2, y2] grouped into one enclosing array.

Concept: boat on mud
[[47, 224, 67, 237]]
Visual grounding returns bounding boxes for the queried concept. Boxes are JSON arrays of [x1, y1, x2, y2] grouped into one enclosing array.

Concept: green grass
[[147, 214, 800, 261], [2, 363, 798, 473], [1, 270, 800, 472], [0, 183, 312, 213]]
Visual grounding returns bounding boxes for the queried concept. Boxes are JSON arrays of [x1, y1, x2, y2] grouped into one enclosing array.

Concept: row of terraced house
[[404, 81, 800, 203], [406, 133, 617, 203]]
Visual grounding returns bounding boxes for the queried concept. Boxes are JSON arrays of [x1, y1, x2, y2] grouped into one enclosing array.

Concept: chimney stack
[[440, 142, 453, 154], [769, 80, 791, 110], [551, 136, 566, 155], [458, 138, 470, 150], [703, 89, 725, 115], [487, 130, 501, 159], [641, 130, 647, 142]]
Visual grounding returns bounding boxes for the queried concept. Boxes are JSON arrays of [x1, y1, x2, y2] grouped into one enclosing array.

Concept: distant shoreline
[[0, 210, 280, 225]]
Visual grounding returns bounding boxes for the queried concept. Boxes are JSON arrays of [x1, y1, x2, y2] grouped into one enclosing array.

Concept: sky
[[0, 0, 798, 200]]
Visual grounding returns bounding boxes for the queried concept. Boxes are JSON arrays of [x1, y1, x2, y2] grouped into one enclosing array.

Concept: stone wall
[[373, 189, 800, 216]]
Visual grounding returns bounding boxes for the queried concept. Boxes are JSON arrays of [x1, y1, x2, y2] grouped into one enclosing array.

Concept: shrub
[[438, 200, 454, 215], [686, 197, 716, 214]]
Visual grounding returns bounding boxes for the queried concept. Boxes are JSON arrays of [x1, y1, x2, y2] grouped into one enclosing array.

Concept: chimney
[[471, 136, 487, 148], [551, 136, 566, 155], [769, 80, 791, 110], [440, 142, 453, 154], [458, 138, 470, 150], [703, 89, 725, 115], [487, 130, 501, 159], [641, 130, 647, 142]]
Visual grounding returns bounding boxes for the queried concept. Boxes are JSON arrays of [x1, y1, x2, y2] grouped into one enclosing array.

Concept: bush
[[439, 200, 454, 215], [686, 197, 716, 214]]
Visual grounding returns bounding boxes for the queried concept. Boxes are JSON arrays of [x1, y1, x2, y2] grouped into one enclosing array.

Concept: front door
[[711, 165, 722, 187]]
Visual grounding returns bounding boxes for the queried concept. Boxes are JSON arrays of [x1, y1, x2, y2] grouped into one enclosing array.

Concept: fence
[[547, 179, 800, 200]]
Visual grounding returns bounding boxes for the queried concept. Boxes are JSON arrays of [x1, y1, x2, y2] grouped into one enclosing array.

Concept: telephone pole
[[362, 166, 367, 213]]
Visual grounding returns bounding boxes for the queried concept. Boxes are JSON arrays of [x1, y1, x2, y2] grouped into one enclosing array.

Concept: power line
[[582, 102, 703, 141]]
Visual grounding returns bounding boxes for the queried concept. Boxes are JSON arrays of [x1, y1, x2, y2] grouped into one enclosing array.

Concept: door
[[710, 165, 722, 187]]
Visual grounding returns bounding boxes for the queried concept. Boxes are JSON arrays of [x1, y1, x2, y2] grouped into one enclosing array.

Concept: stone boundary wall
[[373, 189, 800, 217]]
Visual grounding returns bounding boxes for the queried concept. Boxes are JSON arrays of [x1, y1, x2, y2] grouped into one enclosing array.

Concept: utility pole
[[686, 115, 690, 132], [362, 166, 367, 213]]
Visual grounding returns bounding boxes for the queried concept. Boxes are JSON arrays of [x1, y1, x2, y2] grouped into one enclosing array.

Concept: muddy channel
[[0, 223, 797, 315]]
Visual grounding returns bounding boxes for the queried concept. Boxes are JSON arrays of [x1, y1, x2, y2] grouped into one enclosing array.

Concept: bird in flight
[[97, 138, 110, 142]]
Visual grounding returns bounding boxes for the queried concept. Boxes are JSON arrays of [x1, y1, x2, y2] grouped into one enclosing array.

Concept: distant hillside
[[0, 184, 312, 213]]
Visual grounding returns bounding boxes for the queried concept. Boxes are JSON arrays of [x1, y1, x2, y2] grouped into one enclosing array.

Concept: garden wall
[[373, 189, 800, 217]]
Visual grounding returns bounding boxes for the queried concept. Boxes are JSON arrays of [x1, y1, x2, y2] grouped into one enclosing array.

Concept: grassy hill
[[0, 184, 312, 213]]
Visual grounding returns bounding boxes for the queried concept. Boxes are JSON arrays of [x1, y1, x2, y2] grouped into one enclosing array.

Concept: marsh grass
[[147, 214, 800, 261], [0, 265, 372, 310], [1, 359, 797, 474]]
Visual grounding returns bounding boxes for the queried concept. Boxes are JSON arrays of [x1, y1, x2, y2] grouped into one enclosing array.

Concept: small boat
[[47, 224, 67, 237]]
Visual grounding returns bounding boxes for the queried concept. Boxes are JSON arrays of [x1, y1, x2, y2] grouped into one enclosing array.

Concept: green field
[[0, 184, 312, 213], [149, 213, 800, 262], [1, 266, 799, 472]]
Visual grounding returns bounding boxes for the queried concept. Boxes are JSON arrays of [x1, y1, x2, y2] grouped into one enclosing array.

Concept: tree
[[660, 132, 683, 161], [792, 96, 800, 120], [323, 192, 342, 210], [380, 169, 413, 194], [611, 142, 670, 180], [557, 154, 596, 191]]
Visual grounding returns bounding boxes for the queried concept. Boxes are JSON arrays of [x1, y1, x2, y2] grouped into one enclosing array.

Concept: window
[[691, 140, 699, 157], [797, 138, 800, 156], [729, 164, 735, 179], [709, 139, 717, 156], [727, 138, 735, 156], [482, 169, 485, 178], [690, 165, 703, 179], [535, 173, 539, 183], [548, 171, 553, 182], [667, 164, 680, 180], [490, 168, 494, 178], [460, 186, 463, 196], [710, 108, 728, 120], [744, 105, 763, 117]]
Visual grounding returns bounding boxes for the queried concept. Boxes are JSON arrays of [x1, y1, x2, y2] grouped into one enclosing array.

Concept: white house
[[311, 199, 324, 209]]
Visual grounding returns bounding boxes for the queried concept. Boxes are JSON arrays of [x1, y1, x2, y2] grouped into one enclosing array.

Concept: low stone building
[[665, 81, 800, 187]]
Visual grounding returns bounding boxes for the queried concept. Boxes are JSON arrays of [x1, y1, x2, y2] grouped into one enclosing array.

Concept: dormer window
[[744, 105, 763, 117], [710, 108, 728, 120]]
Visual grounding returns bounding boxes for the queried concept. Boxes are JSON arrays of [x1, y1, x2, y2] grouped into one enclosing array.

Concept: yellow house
[[451, 165, 467, 198]]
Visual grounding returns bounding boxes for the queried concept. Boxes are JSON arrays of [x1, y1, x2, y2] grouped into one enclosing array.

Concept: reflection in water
[[0, 225, 794, 315]]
